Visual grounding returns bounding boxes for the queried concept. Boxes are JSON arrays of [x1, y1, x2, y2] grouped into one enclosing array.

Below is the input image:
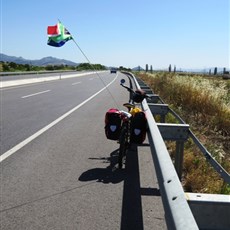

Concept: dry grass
[[137, 72, 230, 194]]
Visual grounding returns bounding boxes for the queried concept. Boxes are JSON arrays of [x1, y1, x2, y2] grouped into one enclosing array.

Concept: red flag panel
[[47, 24, 59, 36]]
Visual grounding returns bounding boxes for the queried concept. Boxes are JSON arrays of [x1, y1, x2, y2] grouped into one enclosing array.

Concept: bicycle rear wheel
[[118, 126, 127, 169]]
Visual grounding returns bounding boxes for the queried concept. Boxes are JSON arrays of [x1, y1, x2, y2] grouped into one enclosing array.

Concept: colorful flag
[[47, 22, 73, 47]]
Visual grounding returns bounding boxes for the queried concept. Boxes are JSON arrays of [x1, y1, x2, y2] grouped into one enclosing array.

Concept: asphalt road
[[0, 71, 166, 229]]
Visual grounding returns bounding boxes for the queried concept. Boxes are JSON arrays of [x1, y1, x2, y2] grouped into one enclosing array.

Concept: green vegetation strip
[[137, 72, 230, 194]]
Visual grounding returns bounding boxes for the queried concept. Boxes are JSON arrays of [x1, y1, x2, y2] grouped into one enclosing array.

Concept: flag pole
[[72, 38, 92, 64], [57, 19, 95, 66], [56, 20, 120, 108]]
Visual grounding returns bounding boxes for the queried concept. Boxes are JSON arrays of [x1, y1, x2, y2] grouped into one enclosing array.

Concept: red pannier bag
[[130, 111, 147, 144], [104, 108, 122, 140]]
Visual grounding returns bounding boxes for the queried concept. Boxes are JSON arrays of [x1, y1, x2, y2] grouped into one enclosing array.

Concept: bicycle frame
[[118, 79, 135, 169], [117, 78, 148, 168], [118, 111, 132, 168]]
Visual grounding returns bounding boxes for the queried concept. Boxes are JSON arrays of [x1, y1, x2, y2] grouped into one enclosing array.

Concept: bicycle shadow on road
[[120, 144, 144, 230], [78, 149, 125, 184], [79, 144, 161, 229]]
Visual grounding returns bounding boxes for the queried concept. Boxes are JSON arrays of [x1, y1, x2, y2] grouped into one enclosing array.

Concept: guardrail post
[[175, 140, 184, 180], [147, 94, 160, 103], [157, 123, 189, 180], [160, 114, 166, 123], [149, 103, 169, 123]]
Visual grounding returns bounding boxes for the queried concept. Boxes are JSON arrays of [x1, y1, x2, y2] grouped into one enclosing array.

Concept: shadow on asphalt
[[78, 145, 161, 230], [78, 149, 125, 184], [120, 144, 144, 230]]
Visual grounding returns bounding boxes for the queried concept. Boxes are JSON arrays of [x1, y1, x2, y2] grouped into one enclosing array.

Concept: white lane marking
[[71, 82, 81, 86], [89, 78, 94, 80], [0, 75, 118, 163], [21, 90, 51, 99]]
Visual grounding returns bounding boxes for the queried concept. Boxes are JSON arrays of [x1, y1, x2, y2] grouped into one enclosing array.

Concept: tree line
[[0, 61, 107, 72]]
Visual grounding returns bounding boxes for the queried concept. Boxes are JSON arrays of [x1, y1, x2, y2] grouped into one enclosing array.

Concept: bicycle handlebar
[[120, 83, 135, 93], [120, 82, 150, 104], [120, 83, 149, 97]]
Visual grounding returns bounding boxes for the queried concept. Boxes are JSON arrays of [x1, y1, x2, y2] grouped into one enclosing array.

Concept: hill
[[132, 66, 145, 71], [0, 53, 78, 66]]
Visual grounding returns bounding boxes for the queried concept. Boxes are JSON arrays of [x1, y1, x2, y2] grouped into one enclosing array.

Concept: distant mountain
[[132, 66, 145, 71], [0, 53, 78, 66]]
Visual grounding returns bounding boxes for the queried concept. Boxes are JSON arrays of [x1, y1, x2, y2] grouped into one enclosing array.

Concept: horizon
[[1, 52, 229, 72]]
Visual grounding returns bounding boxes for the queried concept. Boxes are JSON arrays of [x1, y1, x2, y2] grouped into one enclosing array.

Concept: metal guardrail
[[123, 72, 199, 229], [139, 80, 230, 184], [189, 131, 230, 184], [147, 97, 230, 183], [0, 70, 75, 76], [123, 71, 230, 230]]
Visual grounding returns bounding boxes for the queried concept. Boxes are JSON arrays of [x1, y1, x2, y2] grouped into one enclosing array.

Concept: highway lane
[[0, 71, 166, 229], [1, 71, 116, 154]]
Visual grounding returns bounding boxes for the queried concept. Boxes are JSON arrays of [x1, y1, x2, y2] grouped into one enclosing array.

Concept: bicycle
[[118, 79, 148, 169]]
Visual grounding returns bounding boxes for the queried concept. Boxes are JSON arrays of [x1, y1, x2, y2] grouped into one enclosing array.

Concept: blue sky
[[1, 0, 229, 69]]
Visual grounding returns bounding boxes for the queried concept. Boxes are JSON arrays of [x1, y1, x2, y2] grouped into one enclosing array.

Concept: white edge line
[[21, 90, 51, 99], [0, 75, 118, 163]]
